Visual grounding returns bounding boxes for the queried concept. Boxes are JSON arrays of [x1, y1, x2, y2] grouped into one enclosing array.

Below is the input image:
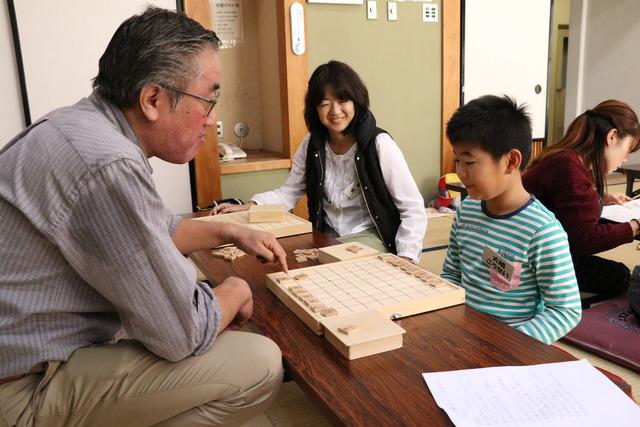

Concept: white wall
[[566, 0, 640, 122], [3, 0, 193, 214], [0, 2, 24, 147]]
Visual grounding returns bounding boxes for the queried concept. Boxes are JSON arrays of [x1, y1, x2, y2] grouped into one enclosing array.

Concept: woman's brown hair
[[529, 100, 640, 196]]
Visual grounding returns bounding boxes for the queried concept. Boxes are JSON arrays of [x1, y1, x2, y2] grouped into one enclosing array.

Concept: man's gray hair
[[92, 7, 221, 108]]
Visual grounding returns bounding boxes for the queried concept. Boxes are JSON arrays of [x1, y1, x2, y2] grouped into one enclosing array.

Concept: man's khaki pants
[[0, 331, 284, 426]]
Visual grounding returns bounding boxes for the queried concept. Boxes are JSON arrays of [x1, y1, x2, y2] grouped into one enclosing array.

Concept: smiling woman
[[211, 60, 428, 263]]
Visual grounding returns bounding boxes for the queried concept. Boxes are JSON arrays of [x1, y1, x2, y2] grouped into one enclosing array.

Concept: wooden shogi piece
[[293, 248, 319, 263], [211, 246, 246, 261]]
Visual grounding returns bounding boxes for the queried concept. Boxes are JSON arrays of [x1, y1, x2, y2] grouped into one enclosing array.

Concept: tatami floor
[[236, 172, 639, 425], [240, 381, 330, 427]]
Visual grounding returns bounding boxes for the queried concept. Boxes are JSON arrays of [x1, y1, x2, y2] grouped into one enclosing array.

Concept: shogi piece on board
[[194, 211, 311, 241], [265, 253, 465, 359], [319, 242, 379, 264], [249, 204, 286, 223], [322, 311, 405, 360]]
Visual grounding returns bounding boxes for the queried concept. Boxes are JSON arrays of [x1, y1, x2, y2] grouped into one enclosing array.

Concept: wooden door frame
[[441, 0, 461, 175], [183, 0, 222, 210], [277, 0, 309, 218]]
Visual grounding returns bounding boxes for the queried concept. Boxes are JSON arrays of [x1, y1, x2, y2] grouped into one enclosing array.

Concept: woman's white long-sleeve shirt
[[251, 133, 427, 262]]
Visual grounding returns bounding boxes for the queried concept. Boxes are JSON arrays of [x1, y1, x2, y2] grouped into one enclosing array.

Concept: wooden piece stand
[[249, 204, 286, 223], [318, 242, 380, 264]]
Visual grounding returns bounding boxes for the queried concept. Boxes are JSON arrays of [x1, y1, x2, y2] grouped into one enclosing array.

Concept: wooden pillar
[[277, 0, 309, 218], [184, 0, 222, 209], [441, 0, 461, 175]]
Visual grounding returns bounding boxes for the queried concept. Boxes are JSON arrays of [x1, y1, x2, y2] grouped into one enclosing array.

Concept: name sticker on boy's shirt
[[482, 246, 514, 281], [482, 246, 522, 291]]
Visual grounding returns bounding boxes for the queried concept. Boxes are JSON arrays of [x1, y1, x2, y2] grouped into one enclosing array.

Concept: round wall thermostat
[[234, 122, 250, 138]]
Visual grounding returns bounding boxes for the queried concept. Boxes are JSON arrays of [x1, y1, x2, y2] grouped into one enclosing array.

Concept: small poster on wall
[[210, 0, 244, 48]]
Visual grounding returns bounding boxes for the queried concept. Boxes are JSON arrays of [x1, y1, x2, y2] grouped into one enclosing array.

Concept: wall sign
[[211, 0, 244, 48]]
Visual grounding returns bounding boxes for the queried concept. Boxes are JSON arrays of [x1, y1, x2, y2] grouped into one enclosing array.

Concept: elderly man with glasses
[[0, 7, 285, 427]]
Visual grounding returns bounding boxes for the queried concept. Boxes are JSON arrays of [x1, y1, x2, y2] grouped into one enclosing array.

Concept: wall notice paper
[[422, 359, 640, 426], [601, 199, 640, 223], [211, 0, 243, 48]]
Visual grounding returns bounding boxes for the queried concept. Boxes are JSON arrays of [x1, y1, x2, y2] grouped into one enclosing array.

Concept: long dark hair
[[304, 61, 370, 137], [529, 100, 640, 195]]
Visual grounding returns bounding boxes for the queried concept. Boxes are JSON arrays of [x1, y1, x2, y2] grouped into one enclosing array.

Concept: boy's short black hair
[[446, 95, 532, 170]]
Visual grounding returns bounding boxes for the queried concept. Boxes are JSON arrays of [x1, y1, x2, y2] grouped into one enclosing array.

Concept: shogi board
[[266, 253, 465, 358], [194, 211, 311, 239]]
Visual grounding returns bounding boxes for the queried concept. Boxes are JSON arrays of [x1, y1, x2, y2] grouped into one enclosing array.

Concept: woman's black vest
[[305, 110, 402, 254]]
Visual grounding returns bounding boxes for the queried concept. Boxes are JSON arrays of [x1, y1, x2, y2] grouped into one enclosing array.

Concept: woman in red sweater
[[523, 100, 640, 297]]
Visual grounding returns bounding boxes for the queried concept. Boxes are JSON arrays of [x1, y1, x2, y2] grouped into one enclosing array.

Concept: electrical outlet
[[367, 1, 377, 20], [216, 121, 223, 138], [422, 3, 438, 23], [387, 2, 397, 21], [233, 122, 250, 138]]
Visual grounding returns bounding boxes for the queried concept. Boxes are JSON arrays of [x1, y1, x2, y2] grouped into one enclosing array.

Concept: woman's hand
[[604, 192, 631, 205], [210, 201, 255, 215], [630, 218, 640, 238]]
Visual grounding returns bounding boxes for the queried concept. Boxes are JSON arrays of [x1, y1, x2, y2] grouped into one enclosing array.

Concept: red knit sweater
[[523, 151, 633, 256]]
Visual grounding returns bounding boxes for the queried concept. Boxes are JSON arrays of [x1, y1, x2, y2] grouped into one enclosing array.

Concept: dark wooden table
[[617, 163, 640, 197], [190, 230, 630, 426]]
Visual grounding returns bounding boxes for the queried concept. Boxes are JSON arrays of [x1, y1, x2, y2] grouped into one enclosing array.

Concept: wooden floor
[[237, 173, 639, 425]]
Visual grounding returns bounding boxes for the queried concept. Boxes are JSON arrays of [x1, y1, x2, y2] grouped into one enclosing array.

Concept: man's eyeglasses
[[161, 84, 219, 117]]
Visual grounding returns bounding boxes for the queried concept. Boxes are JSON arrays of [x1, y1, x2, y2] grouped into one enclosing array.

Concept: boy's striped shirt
[[442, 197, 581, 344]]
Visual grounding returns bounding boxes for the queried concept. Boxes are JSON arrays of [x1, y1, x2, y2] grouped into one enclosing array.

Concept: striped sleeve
[[514, 222, 582, 344], [441, 209, 462, 286]]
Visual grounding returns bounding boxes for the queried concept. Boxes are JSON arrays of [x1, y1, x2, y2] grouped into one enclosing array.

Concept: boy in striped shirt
[[442, 95, 581, 344]]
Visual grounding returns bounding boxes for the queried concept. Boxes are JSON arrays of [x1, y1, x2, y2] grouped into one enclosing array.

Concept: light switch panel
[[387, 2, 397, 21], [422, 3, 438, 23], [367, 1, 377, 20]]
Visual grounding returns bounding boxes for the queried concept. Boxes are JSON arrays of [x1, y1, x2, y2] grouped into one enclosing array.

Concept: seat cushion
[[563, 297, 640, 373]]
